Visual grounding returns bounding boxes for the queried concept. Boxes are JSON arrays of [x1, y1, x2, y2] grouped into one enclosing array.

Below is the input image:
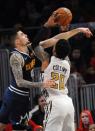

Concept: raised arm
[[54, 27, 93, 40], [39, 27, 93, 49]]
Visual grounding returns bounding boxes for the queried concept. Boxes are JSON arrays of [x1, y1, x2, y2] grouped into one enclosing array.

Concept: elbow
[[16, 80, 23, 87]]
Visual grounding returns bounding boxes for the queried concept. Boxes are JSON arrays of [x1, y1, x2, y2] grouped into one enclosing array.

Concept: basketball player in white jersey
[[35, 27, 92, 131], [42, 39, 74, 131]]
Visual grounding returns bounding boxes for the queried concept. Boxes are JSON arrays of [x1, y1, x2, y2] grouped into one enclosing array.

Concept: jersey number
[[51, 72, 64, 90]]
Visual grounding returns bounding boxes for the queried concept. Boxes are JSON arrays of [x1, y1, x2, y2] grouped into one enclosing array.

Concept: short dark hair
[[55, 39, 71, 59], [10, 25, 25, 47], [11, 25, 25, 39]]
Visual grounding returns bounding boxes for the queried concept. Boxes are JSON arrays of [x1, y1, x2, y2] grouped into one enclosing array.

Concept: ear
[[15, 38, 19, 45], [15, 39, 19, 44]]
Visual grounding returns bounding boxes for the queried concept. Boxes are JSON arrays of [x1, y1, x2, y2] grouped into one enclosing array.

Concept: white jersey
[[43, 56, 70, 96]]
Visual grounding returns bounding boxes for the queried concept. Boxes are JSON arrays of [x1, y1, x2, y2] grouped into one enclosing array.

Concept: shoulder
[[63, 59, 70, 66], [51, 56, 70, 66], [50, 56, 57, 62], [10, 52, 24, 67], [62, 60, 70, 69], [65, 56, 71, 65]]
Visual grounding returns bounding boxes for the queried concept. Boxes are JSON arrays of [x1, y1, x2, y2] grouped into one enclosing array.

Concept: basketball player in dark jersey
[[0, 29, 56, 131]]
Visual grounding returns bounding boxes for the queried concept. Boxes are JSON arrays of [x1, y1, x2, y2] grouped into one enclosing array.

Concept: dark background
[[0, 0, 95, 28]]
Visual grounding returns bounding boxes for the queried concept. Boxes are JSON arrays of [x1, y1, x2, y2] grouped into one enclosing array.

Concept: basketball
[[53, 7, 72, 26]]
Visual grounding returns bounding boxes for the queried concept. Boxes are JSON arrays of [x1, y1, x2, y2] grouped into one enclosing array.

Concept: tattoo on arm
[[34, 46, 50, 62], [10, 53, 43, 88]]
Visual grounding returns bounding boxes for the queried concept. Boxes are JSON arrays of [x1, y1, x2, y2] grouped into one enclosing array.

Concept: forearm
[[53, 27, 93, 39], [16, 79, 43, 88], [53, 28, 81, 40], [39, 28, 82, 49], [39, 38, 58, 49]]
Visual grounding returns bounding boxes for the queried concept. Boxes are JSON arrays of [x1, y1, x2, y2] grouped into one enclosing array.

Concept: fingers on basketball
[[53, 7, 72, 26]]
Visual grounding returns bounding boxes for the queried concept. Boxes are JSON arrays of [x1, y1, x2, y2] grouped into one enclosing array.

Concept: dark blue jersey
[[0, 48, 36, 124], [10, 48, 36, 96]]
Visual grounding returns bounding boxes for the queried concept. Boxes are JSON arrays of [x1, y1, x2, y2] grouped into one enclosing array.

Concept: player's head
[[11, 27, 30, 48], [54, 39, 71, 59]]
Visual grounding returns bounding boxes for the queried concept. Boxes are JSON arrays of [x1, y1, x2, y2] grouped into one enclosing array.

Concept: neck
[[16, 46, 29, 54]]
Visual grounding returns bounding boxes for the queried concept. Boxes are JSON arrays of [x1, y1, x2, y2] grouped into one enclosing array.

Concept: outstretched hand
[[79, 27, 93, 38]]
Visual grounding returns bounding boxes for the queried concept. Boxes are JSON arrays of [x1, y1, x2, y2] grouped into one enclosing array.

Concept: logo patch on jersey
[[26, 59, 35, 70]]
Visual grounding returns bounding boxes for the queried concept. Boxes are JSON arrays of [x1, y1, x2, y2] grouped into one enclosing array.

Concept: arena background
[[0, 0, 95, 127]]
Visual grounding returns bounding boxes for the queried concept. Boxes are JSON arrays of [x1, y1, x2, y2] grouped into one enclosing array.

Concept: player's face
[[81, 112, 89, 125], [16, 31, 30, 46]]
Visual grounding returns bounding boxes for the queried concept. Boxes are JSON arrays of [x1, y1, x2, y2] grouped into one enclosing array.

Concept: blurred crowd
[[69, 36, 95, 84], [0, 0, 95, 28], [0, 1, 95, 130]]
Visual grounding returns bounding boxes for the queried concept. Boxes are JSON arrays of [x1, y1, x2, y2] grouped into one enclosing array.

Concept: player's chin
[[26, 40, 31, 45], [27, 41, 30, 45]]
